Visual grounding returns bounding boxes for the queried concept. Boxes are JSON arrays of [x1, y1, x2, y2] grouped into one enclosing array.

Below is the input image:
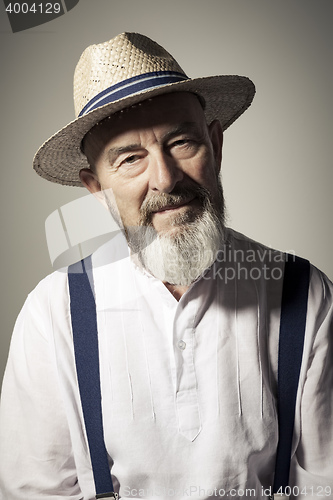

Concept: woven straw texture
[[33, 33, 255, 186]]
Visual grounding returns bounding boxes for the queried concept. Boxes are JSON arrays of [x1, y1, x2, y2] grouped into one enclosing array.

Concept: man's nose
[[148, 150, 184, 193]]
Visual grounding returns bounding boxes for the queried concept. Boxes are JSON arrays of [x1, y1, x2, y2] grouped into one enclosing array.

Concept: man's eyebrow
[[161, 122, 201, 143]]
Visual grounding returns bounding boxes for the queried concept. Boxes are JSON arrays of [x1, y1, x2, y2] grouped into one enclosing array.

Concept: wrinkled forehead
[[82, 92, 206, 157]]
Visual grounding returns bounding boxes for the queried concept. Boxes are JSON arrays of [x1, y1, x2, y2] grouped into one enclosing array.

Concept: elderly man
[[0, 33, 332, 500]]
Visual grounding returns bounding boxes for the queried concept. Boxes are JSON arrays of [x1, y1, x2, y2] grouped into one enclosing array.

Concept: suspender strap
[[272, 254, 310, 495], [68, 256, 117, 500]]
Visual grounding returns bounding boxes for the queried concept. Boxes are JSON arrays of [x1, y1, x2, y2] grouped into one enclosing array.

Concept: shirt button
[[178, 340, 186, 350]]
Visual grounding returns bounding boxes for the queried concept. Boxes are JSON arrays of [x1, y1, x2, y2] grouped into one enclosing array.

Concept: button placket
[[175, 328, 201, 441]]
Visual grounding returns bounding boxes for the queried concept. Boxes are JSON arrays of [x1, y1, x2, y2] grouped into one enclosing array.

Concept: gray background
[[0, 0, 332, 383]]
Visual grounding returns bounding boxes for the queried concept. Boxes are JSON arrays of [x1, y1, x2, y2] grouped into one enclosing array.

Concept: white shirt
[[0, 229, 332, 500]]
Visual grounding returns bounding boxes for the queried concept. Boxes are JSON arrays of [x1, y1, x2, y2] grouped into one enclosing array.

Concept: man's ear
[[208, 120, 223, 173], [79, 168, 101, 193], [79, 168, 109, 209]]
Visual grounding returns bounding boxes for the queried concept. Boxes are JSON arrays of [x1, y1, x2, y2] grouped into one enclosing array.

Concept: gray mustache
[[140, 187, 208, 216]]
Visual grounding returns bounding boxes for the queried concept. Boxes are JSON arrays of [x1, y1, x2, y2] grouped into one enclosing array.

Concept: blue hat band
[[79, 71, 189, 117]]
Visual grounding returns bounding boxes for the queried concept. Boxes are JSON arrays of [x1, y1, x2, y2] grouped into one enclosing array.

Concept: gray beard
[[125, 183, 226, 286]]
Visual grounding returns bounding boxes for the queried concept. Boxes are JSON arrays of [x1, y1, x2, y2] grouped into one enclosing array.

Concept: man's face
[[81, 92, 225, 285], [82, 92, 223, 234]]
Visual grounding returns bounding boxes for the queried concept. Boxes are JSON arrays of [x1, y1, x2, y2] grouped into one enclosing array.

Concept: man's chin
[[154, 224, 188, 239]]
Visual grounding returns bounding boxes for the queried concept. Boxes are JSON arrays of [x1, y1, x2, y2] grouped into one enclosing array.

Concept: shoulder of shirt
[[25, 266, 69, 310], [24, 234, 129, 304], [226, 226, 333, 289], [226, 227, 284, 254], [224, 227, 286, 266], [226, 227, 282, 252], [308, 263, 333, 319]]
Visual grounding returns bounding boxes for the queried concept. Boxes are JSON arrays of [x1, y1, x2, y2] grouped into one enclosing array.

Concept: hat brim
[[33, 75, 255, 187]]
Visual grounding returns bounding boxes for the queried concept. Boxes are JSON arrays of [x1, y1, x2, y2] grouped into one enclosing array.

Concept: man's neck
[[163, 282, 190, 301]]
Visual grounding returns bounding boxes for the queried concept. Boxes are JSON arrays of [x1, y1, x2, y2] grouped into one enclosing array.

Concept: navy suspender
[[68, 253, 310, 499], [68, 257, 117, 500], [272, 255, 310, 497]]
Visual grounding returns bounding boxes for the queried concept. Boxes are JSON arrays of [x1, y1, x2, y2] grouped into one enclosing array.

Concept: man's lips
[[152, 197, 195, 214]]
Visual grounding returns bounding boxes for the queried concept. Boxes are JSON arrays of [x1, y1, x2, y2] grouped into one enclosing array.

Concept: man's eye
[[173, 139, 190, 147], [123, 155, 140, 165], [169, 138, 199, 156]]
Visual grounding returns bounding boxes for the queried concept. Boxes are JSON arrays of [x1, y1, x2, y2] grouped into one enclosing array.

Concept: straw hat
[[33, 32, 255, 187]]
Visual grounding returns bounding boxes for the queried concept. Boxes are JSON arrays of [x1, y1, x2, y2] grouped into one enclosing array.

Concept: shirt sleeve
[[290, 266, 333, 496], [0, 279, 83, 499]]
